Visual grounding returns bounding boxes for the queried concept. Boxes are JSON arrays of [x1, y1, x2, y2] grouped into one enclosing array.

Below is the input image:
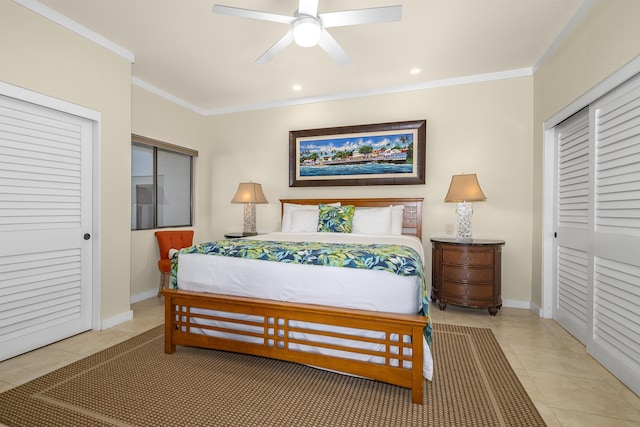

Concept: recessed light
[[292, 84, 302, 91], [410, 68, 421, 75]]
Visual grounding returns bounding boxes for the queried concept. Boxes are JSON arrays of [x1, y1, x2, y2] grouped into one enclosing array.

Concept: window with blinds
[[131, 134, 198, 230]]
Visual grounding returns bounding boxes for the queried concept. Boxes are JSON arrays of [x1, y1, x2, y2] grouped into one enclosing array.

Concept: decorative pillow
[[289, 209, 321, 233], [351, 207, 392, 235], [281, 202, 340, 232], [317, 204, 355, 233], [390, 205, 405, 235]]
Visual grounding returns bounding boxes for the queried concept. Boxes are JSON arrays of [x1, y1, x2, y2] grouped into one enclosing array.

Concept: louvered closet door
[[0, 95, 93, 361], [589, 75, 640, 395], [554, 108, 592, 344]]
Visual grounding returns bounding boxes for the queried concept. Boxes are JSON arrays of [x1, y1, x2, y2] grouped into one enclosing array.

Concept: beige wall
[[128, 0, 640, 310], [0, 2, 133, 322], [130, 86, 209, 298], [12, 0, 637, 314], [207, 78, 535, 303], [531, 0, 640, 306]]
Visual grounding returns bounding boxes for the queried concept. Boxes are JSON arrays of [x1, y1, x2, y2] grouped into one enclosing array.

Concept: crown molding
[[14, 0, 134, 62], [14, 0, 536, 117], [532, 0, 596, 74], [201, 68, 533, 116], [132, 77, 206, 115]]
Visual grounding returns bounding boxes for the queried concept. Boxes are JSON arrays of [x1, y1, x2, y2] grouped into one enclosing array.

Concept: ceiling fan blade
[[320, 6, 402, 28], [256, 30, 295, 64], [213, 4, 295, 25], [318, 29, 351, 66], [297, 0, 319, 17]]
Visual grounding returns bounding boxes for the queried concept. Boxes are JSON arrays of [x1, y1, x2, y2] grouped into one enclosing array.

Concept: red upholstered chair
[[154, 230, 194, 296]]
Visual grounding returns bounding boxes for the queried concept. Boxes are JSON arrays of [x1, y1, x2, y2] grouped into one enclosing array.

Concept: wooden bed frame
[[161, 197, 428, 404]]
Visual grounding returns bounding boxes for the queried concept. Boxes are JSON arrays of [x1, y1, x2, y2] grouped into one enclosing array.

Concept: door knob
[[84, 233, 91, 240]]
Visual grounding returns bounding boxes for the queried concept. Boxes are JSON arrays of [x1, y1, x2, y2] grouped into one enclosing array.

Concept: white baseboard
[[501, 299, 544, 317], [99, 289, 157, 330], [130, 289, 158, 304], [101, 310, 133, 330], [501, 298, 529, 309], [501, 298, 538, 311], [528, 301, 544, 317]]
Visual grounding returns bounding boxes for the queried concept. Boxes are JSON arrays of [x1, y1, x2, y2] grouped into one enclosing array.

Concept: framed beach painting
[[289, 120, 426, 187]]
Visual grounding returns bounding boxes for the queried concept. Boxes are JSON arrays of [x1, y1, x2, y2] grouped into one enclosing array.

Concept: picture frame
[[289, 120, 426, 187]]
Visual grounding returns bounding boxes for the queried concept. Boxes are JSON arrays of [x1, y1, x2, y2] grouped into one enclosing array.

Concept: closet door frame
[[542, 56, 640, 319], [542, 57, 640, 397], [0, 82, 102, 332]]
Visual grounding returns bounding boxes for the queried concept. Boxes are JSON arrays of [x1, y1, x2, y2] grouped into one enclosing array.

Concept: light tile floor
[[430, 304, 640, 426], [1, 298, 639, 426]]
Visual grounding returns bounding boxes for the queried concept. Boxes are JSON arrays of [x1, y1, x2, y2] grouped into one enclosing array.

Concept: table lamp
[[444, 174, 486, 240], [231, 182, 268, 236]]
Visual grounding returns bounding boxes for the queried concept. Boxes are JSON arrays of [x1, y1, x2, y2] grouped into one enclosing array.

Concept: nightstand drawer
[[442, 281, 494, 300], [442, 265, 494, 283], [442, 248, 494, 266]]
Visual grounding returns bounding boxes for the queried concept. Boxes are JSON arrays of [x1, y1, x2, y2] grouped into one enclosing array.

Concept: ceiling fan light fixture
[[293, 17, 322, 47], [213, 2, 402, 64]]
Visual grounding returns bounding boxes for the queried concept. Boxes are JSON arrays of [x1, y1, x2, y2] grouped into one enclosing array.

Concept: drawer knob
[[465, 256, 471, 263], [466, 272, 471, 278], [465, 289, 471, 295]]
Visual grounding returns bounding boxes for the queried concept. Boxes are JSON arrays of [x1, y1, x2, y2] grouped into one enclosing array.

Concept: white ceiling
[[31, 0, 589, 115]]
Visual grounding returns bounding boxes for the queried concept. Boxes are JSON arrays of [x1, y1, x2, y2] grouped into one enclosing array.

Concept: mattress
[[175, 232, 433, 380]]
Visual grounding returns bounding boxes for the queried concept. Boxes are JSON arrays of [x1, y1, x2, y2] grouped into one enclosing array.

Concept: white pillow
[[390, 205, 405, 235], [352, 207, 392, 235], [281, 202, 340, 232], [289, 209, 321, 233]]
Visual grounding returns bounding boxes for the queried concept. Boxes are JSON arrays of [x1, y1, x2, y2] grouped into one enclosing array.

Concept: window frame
[[131, 134, 198, 230]]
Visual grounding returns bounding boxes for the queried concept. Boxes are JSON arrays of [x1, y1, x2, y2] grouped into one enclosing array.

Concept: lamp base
[[243, 203, 257, 235], [456, 201, 473, 240]]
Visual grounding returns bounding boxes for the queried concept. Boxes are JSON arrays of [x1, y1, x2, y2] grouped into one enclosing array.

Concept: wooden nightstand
[[431, 237, 505, 316]]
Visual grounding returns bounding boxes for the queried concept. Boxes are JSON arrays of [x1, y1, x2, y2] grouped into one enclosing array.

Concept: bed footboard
[[161, 289, 428, 404]]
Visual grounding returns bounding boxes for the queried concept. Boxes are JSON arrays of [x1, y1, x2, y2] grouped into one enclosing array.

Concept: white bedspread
[[176, 232, 433, 380]]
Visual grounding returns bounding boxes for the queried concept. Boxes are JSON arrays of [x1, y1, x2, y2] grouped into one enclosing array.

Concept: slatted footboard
[[161, 289, 428, 404]]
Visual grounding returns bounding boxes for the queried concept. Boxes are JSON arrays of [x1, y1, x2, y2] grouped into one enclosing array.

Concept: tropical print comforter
[[171, 239, 431, 346]]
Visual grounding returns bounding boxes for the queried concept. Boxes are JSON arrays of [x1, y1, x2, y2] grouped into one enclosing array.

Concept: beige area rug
[[0, 324, 545, 426]]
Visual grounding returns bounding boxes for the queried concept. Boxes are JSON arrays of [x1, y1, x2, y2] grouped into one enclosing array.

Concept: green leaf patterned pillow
[[317, 204, 355, 233]]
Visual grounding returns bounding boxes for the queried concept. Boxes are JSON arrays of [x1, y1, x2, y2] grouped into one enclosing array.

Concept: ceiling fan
[[212, 0, 402, 66]]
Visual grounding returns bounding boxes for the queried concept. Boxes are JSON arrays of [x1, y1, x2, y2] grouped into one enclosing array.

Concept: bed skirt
[[161, 289, 429, 404]]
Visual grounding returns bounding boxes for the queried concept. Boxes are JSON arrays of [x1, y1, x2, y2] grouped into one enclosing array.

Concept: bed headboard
[[279, 198, 424, 240]]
